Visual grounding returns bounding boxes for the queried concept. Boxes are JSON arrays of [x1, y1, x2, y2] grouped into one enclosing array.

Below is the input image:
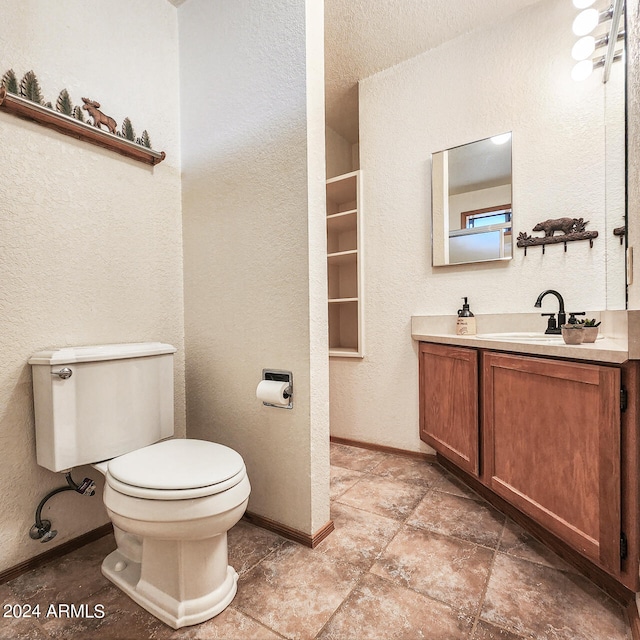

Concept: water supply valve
[[76, 477, 96, 496], [29, 519, 57, 543], [40, 528, 58, 543], [29, 471, 96, 543]]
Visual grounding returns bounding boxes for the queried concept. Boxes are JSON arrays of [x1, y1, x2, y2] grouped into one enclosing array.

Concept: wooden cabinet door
[[419, 342, 479, 476], [483, 352, 621, 572]]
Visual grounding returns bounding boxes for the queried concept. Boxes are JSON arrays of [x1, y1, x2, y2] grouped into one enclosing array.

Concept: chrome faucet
[[534, 290, 566, 334]]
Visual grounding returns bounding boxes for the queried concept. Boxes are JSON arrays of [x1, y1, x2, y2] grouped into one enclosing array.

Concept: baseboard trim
[[330, 436, 437, 462], [243, 511, 334, 548], [0, 522, 113, 585], [0, 512, 336, 585]]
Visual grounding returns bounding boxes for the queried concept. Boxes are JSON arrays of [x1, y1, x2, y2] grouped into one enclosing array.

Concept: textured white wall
[[0, 0, 184, 572], [330, 0, 626, 451], [326, 126, 354, 178], [180, 0, 330, 535]]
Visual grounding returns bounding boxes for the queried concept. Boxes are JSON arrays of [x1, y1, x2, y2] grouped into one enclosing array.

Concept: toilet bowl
[[95, 439, 251, 629], [96, 440, 251, 629], [29, 342, 251, 628]]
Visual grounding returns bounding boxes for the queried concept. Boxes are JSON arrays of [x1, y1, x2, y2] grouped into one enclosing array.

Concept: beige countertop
[[411, 312, 630, 364]]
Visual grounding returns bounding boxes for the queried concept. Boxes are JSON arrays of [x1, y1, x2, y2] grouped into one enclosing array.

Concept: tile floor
[[1, 442, 633, 639]]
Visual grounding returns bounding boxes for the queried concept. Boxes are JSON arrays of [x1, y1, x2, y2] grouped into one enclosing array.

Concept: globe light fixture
[[572, 36, 596, 60], [570, 0, 623, 83], [571, 59, 595, 81], [572, 8, 599, 36]]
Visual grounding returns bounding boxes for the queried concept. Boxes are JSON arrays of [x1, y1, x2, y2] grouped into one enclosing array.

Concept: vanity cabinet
[[483, 352, 621, 572], [419, 343, 479, 476], [419, 342, 639, 590]]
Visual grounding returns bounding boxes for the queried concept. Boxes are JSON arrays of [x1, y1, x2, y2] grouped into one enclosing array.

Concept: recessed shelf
[[329, 346, 362, 358], [326, 170, 362, 358], [327, 211, 357, 232], [327, 209, 357, 220], [327, 249, 358, 264], [327, 212, 357, 253], [0, 87, 166, 166], [328, 300, 359, 353], [327, 173, 357, 202]]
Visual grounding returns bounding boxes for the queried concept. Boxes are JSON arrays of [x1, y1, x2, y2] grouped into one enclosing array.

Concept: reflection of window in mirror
[[462, 204, 511, 230], [431, 133, 513, 266]]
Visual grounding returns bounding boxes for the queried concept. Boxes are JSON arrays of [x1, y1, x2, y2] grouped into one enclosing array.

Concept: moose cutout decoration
[[81, 97, 117, 134], [517, 217, 598, 255]]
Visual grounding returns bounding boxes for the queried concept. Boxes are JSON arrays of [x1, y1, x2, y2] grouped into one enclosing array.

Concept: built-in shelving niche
[[0, 87, 165, 166], [326, 170, 363, 358]]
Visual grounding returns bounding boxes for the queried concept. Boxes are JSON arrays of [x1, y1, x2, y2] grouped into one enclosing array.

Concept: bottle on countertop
[[456, 297, 476, 336]]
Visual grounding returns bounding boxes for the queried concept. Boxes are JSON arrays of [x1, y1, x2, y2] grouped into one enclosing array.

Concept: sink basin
[[476, 331, 603, 343], [476, 332, 564, 343]]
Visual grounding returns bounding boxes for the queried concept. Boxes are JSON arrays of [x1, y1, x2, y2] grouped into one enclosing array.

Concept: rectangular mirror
[[432, 133, 512, 266]]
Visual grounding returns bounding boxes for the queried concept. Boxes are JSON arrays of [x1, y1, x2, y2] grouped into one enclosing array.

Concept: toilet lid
[[107, 439, 246, 492]]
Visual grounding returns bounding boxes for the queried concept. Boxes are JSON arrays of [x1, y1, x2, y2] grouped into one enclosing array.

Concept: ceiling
[[324, 0, 542, 143], [168, 0, 542, 144], [447, 135, 512, 195]]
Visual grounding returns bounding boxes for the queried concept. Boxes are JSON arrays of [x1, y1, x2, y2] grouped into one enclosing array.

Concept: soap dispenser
[[456, 297, 476, 336]]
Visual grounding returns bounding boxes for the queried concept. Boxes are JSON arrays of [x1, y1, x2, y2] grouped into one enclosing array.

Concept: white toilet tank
[[29, 343, 176, 472]]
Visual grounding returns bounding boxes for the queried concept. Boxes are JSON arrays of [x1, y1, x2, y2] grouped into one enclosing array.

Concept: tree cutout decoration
[[72, 105, 85, 122], [136, 130, 151, 148], [1, 69, 18, 94], [20, 70, 44, 104], [121, 117, 135, 141], [56, 89, 73, 116]]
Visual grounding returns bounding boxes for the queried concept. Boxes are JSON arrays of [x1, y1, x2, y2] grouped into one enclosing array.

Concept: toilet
[[28, 342, 251, 629]]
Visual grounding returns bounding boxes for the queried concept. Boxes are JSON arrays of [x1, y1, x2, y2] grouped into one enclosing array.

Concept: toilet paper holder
[[261, 369, 293, 409]]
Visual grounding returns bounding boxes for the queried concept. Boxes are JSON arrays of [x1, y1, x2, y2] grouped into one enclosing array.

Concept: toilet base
[[102, 548, 238, 629]]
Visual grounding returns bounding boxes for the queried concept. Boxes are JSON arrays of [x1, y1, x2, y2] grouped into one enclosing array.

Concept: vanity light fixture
[[571, 0, 625, 82], [572, 35, 598, 60], [571, 50, 623, 81], [571, 58, 596, 81], [572, 6, 612, 36], [571, 31, 624, 60]]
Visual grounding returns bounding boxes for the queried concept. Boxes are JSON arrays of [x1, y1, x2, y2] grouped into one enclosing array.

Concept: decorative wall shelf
[[0, 86, 165, 166]]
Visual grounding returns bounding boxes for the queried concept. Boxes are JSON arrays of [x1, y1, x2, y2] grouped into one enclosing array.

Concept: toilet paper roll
[[256, 380, 290, 406]]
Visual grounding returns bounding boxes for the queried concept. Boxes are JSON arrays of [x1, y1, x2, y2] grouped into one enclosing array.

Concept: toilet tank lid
[[28, 342, 176, 365]]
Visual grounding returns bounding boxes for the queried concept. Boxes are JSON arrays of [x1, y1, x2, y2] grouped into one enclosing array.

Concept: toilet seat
[[105, 439, 247, 501]]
